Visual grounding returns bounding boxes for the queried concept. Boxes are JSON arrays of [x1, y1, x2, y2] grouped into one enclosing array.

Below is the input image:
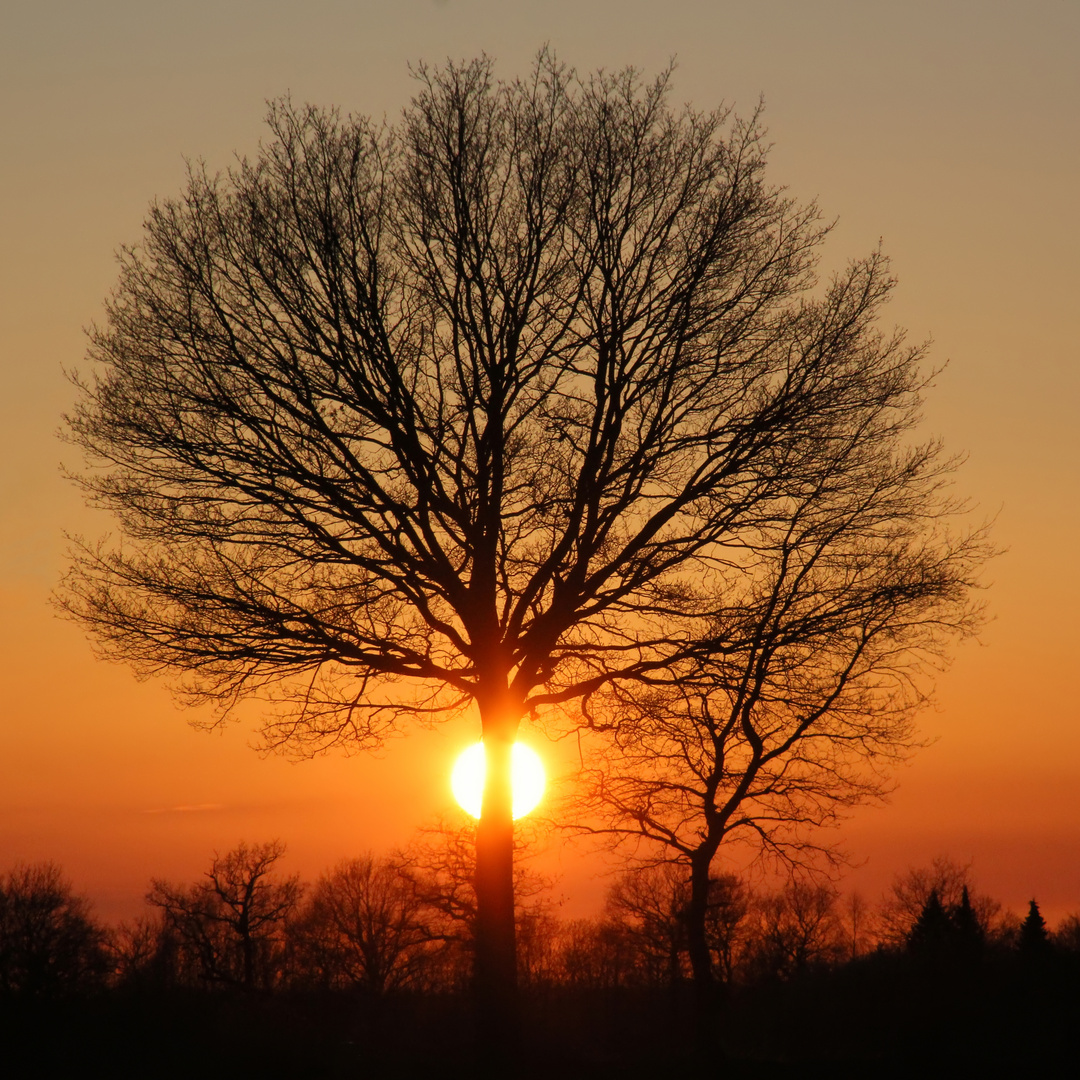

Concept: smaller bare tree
[[292, 855, 434, 993], [0, 862, 110, 998], [745, 880, 845, 981], [604, 864, 688, 988], [840, 890, 874, 961], [876, 855, 1000, 947], [392, 812, 555, 990], [148, 840, 302, 991], [568, 378, 989, 997]]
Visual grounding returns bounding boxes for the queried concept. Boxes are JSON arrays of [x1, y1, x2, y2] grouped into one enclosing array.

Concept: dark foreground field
[[3, 950, 1077, 1079]]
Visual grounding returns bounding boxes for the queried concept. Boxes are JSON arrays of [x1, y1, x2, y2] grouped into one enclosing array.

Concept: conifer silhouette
[[1018, 899, 1051, 954], [907, 889, 955, 957], [952, 884, 985, 959]]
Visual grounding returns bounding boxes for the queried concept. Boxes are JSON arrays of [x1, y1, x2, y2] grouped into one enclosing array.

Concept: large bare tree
[[59, 51, 978, 1041]]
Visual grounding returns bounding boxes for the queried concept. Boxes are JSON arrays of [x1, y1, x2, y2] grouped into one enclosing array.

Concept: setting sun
[[451, 741, 546, 819]]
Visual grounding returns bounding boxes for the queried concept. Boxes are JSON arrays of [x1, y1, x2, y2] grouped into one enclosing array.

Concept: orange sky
[[2, 0, 1078, 927]]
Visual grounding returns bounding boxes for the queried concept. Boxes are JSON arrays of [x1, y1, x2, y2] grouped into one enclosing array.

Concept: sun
[[451, 742, 546, 820]]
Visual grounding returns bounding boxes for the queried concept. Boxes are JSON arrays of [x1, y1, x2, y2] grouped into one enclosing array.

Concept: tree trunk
[[239, 908, 255, 991], [686, 851, 726, 1061], [686, 854, 714, 991], [474, 707, 518, 1060]]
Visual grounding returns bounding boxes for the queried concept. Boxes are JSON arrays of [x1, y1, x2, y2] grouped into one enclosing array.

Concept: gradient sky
[[1, 0, 1077, 925]]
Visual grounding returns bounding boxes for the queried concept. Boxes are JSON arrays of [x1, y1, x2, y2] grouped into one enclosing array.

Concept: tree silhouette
[[111, 912, 177, 990], [907, 889, 955, 959], [147, 840, 302, 991], [749, 881, 844, 980], [393, 812, 554, 990], [554, 916, 639, 989], [879, 857, 999, 947], [59, 49, 986, 1043], [598, 864, 753, 987], [1052, 913, 1080, 953], [0, 863, 110, 998], [603, 863, 688, 987], [570, 400, 985, 995], [701, 874, 752, 984], [291, 855, 435, 993], [952, 884, 986, 960], [1019, 899, 1050, 955], [841, 890, 873, 962]]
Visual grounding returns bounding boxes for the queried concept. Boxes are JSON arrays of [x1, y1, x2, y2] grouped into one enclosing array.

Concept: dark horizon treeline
[[1, 839, 1076, 999], [2, 838, 1079, 1074]]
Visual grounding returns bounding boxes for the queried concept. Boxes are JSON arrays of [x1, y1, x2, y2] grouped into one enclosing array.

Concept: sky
[[1, 0, 1077, 926]]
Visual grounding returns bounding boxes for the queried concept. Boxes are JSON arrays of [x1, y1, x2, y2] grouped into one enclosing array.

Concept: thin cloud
[[141, 803, 225, 815]]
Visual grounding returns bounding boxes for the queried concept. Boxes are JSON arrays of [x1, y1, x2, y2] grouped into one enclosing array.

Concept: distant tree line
[[2, 841, 1077, 1003]]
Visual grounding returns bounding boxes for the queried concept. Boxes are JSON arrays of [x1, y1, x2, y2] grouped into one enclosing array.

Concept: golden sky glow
[[0, 1, 1078, 925]]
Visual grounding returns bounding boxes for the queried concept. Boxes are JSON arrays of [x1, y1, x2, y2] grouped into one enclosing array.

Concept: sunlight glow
[[451, 741, 546, 820]]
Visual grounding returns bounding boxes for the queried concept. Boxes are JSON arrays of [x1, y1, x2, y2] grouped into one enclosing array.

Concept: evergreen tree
[[907, 889, 955, 958], [1018, 899, 1051, 955], [952, 884, 985, 959]]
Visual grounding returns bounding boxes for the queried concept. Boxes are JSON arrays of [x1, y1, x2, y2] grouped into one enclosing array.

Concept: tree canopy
[[60, 52, 987, 1025], [60, 54, 901, 746]]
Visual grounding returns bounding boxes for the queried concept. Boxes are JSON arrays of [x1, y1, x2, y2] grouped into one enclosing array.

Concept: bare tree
[[566, 357, 987, 996], [111, 912, 176, 990], [1052, 913, 1080, 953], [592, 863, 751, 987], [147, 840, 302, 991], [514, 908, 563, 988], [393, 811, 555, 990], [745, 881, 845, 981], [840, 890, 873, 962], [555, 917, 639, 989], [877, 855, 1000, 947], [292, 854, 434, 993], [59, 48, 983, 1034], [0, 863, 111, 998], [604, 863, 688, 987]]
